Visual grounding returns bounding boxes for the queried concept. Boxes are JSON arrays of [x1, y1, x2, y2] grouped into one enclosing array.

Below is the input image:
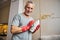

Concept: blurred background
[[0, 0, 10, 40], [0, 0, 60, 40]]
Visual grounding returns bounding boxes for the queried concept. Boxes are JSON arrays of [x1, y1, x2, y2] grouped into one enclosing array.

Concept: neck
[[23, 12, 30, 18]]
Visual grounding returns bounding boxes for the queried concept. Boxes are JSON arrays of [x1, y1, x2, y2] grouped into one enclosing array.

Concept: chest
[[19, 15, 32, 26]]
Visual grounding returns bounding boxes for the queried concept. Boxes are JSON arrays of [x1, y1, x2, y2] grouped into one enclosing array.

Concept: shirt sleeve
[[11, 14, 20, 26]]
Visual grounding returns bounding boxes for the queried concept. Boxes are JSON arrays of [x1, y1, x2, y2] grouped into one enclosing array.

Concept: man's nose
[[29, 9, 32, 12]]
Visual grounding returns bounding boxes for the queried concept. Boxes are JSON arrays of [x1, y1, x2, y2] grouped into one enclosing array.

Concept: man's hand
[[29, 20, 40, 33], [22, 20, 35, 32], [11, 20, 35, 34]]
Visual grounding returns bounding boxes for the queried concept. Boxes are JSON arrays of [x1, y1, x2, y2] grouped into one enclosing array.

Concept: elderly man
[[11, 1, 40, 40]]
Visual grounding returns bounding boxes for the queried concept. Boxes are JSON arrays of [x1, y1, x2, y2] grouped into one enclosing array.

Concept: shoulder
[[15, 13, 22, 17], [13, 13, 22, 19], [15, 13, 23, 17]]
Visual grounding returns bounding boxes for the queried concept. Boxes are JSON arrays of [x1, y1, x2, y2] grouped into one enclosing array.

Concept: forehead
[[26, 3, 34, 8]]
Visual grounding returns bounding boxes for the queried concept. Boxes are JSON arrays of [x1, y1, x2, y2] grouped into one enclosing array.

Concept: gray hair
[[25, 1, 34, 8], [26, 1, 33, 4]]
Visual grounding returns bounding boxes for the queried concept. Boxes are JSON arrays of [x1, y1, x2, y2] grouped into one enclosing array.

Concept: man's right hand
[[11, 20, 34, 34]]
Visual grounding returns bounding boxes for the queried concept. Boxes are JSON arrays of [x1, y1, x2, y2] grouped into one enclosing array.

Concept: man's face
[[25, 3, 34, 16]]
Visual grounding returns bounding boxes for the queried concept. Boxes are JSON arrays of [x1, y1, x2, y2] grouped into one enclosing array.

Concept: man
[[11, 1, 40, 40]]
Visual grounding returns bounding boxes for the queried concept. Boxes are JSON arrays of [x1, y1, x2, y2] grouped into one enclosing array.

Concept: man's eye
[[27, 7, 33, 9], [27, 7, 30, 8]]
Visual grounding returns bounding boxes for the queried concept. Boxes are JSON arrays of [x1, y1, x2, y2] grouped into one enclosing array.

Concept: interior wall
[[0, 2, 10, 23], [40, 0, 60, 36], [0, 9, 1, 22]]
